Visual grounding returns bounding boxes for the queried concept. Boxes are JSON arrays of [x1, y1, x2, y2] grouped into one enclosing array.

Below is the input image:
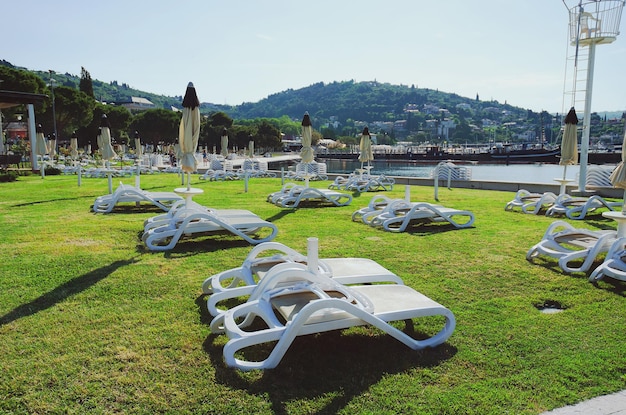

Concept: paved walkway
[[540, 390, 626, 414]]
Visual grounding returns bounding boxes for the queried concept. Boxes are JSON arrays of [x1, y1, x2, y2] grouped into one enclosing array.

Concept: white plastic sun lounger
[[526, 220, 617, 274], [142, 209, 278, 251], [344, 174, 395, 193], [328, 173, 394, 192], [284, 162, 327, 181], [143, 199, 254, 232], [267, 183, 300, 203], [214, 263, 455, 370], [202, 240, 403, 294], [92, 183, 183, 213], [268, 184, 352, 208], [368, 200, 475, 231], [546, 194, 622, 220], [588, 237, 626, 282], [199, 159, 239, 181], [351, 194, 405, 223], [505, 189, 558, 215], [205, 238, 405, 331]]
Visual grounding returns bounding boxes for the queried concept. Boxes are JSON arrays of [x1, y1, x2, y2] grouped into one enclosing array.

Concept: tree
[[199, 111, 234, 149], [208, 111, 234, 129], [0, 66, 48, 121], [229, 125, 256, 150], [105, 105, 132, 145], [275, 115, 300, 137], [256, 120, 282, 151], [451, 117, 473, 142], [79, 67, 94, 98], [76, 109, 101, 150], [129, 108, 181, 148], [320, 126, 336, 139], [42, 86, 95, 142], [73, 103, 131, 150]]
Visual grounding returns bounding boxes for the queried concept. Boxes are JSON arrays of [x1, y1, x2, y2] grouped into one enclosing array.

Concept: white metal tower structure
[[561, 0, 624, 193]]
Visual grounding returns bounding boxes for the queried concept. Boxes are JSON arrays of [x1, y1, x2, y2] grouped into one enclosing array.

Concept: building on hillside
[[4, 121, 28, 140], [393, 120, 407, 132], [438, 119, 456, 140], [116, 96, 156, 111]]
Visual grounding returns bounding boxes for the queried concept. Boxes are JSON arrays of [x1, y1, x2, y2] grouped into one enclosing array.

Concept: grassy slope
[[0, 173, 624, 414]]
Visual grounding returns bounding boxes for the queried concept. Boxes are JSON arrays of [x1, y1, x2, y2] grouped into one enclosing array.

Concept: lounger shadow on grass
[[392, 221, 475, 235], [0, 259, 136, 327], [13, 195, 95, 208], [264, 210, 297, 223], [136, 232, 251, 256], [589, 278, 626, 296], [201, 327, 456, 414]]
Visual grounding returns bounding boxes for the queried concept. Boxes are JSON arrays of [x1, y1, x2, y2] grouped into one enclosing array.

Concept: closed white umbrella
[[99, 115, 116, 161], [248, 140, 254, 159], [179, 82, 200, 190], [300, 112, 315, 186], [134, 130, 143, 159], [99, 115, 117, 193], [96, 129, 102, 156], [609, 126, 626, 213], [70, 131, 79, 160], [133, 131, 142, 188], [34, 124, 48, 158], [556, 107, 579, 194], [560, 108, 579, 165], [220, 128, 229, 157], [70, 131, 81, 187], [300, 112, 314, 163], [34, 124, 48, 178], [48, 133, 57, 161], [358, 127, 373, 171]]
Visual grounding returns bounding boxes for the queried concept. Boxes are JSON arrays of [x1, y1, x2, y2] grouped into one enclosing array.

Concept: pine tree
[[79, 66, 94, 98]]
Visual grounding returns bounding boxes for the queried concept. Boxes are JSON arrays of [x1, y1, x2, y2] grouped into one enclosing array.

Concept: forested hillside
[[3, 60, 624, 145]]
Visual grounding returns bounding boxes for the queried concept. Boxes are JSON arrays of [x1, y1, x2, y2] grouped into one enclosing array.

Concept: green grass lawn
[[0, 172, 625, 414]]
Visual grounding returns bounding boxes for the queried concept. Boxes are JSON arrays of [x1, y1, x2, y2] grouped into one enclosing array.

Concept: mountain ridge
[[3, 60, 624, 143], [6, 60, 623, 120]]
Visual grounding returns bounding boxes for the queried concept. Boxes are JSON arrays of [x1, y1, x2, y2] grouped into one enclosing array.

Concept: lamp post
[[48, 70, 58, 157], [0, 110, 4, 155], [562, 0, 625, 193]]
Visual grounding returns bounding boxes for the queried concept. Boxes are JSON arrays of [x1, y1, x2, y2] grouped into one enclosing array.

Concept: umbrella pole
[[135, 160, 141, 189], [40, 156, 45, 179], [186, 172, 191, 191], [560, 165, 568, 195], [434, 163, 440, 201], [623, 189, 626, 214], [307, 237, 319, 274], [106, 161, 113, 194]]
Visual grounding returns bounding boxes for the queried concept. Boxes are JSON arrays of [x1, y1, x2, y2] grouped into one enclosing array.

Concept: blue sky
[[3, 0, 625, 113]]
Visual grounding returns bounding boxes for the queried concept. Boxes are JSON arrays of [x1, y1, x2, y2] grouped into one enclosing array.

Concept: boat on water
[[316, 143, 621, 165]]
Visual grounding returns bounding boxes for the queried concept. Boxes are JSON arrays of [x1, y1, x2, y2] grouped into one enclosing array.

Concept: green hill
[[4, 60, 624, 144]]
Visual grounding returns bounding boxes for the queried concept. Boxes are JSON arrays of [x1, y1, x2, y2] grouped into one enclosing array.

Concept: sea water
[[323, 159, 616, 185]]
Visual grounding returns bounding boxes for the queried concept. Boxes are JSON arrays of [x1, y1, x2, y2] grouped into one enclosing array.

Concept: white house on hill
[[116, 97, 156, 111]]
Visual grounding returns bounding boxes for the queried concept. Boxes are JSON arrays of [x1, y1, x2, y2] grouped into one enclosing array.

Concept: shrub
[[0, 170, 18, 182], [44, 166, 62, 176]]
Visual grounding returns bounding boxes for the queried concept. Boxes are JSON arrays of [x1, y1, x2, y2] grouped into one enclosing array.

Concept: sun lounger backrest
[[210, 159, 223, 170]]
